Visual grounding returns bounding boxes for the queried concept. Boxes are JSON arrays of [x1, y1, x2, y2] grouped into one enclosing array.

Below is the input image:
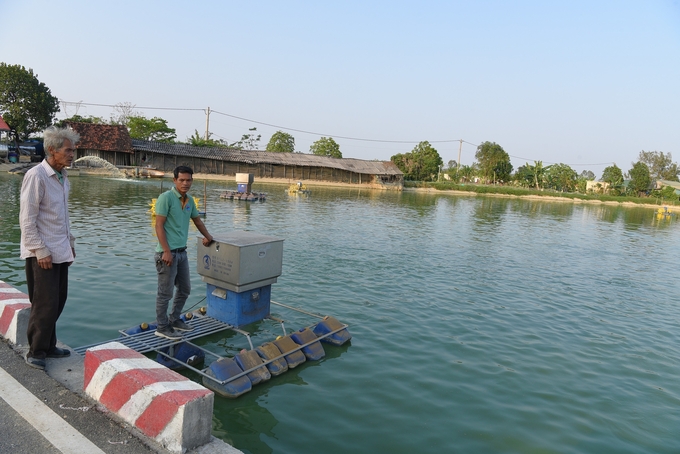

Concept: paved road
[[0, 339, 160, 453], [0, 395, 62, 454]]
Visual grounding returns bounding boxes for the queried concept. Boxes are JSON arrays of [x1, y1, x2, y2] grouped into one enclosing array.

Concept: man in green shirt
[[154, 166, 213, 340]]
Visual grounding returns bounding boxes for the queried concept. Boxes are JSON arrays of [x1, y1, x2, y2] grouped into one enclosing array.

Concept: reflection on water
[[0, 175, 24, 286], [1, 173, 680, 454], [232, 202, 254, 230]]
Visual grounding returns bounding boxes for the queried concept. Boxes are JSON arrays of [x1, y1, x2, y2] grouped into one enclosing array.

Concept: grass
[[405, 181, 680, 207]]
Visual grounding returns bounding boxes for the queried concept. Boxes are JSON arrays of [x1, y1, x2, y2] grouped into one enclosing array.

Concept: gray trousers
[[155, 250, 191, 329]]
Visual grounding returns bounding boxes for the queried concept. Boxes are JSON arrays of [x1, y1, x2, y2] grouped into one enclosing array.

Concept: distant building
[[66, 122, 133, 166], [133, 140, 403, 189], [65, 122, 403, 189], [0, 115, 10, 145], [656, 179, 680, 195], [586, 180, 610, 193], [0, 115, 10, 133]]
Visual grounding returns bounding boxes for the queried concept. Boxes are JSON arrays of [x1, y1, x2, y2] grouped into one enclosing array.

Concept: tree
[[412, 141, 442, 181], [475, 141, 513, 183], [444, 160, 460, 182], [580, 170, 596, 180], [650, 185, 679, 203], [601, 165, 623, 185], [601, 164, 624, 195], [266, 131, 295, 153], [0, 63, 60, 140], [390, 141, 442, 181], [391, 153, 410, 177], [231, 127, 261, 150], [513, 164, 534, 188], [628, 161, 651, 196], [187, 130, 224, 147], [310, 136, 342, 158], [110, 102, 141, 125], [576, 176, 588, 194], [637, 150, 679, 181], [127, 116, 176, 142], [458, 164, 477, 183], [444, 167, 460, 182], [514, 161, 547, 189], [55, 114, 106, 127], [544, 163, 577, 192]]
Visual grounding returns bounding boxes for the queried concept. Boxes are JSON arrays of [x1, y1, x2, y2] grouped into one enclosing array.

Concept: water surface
[[1, 173, 679, 453]]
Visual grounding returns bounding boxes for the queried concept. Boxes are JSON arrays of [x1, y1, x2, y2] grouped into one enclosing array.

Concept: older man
[[19, 126, 79, 370]]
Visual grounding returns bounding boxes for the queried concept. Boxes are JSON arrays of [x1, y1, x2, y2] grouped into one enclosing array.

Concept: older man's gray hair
[[43, 126, 80, 156]]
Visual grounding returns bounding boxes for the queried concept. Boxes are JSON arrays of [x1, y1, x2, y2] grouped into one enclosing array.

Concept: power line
[[61, 100, 610, 167], [81, 102, 470, 149], [60, 100, 478, 145], [60, 101, 203, 112], [210, 109, 474, 144], [508, 154, 613, 167], [60, 100, 612, 166]]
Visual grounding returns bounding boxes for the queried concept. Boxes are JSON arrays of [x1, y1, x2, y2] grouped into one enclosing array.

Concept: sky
[[3, 0, 679, 178]]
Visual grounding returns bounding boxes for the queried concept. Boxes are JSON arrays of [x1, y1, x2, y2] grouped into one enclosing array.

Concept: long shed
[[64, 122, 403, 189], [133, 140, 403, 189]]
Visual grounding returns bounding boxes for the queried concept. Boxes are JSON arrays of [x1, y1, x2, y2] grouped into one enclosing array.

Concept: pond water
[[1, 172, 679, 454]]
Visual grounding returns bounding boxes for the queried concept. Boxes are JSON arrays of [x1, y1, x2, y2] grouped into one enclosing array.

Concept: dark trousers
[[25, 258, 68, 358]]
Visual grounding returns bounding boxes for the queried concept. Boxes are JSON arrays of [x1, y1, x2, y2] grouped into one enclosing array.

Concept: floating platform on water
[[654, 206, 676, 223], [7, 164, 33, 175], [73, 301, 351, 399], [288, 183, 311, 195], [220, 190, 266, 201], [74, 230, 350, 398]]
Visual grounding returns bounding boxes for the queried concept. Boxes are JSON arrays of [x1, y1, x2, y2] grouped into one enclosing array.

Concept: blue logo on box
[[203, 255, 211, 269]]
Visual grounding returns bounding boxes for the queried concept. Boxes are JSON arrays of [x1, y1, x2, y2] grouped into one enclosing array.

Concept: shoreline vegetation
[[405, 181, 677, 210], [2, 164, 672, 210], [180, 173, 679, 211]]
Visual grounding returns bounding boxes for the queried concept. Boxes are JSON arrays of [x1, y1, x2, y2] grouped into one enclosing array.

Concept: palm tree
[[458, 165, 476, 183], [528, 161, 550, 190]]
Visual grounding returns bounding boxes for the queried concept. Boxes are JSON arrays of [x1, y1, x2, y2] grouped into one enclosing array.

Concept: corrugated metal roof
[[132, 139, 402, 176], [658, 179, 680, 190]]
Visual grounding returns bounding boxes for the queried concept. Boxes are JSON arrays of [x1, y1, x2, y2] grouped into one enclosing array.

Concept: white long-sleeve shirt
[[19, 159, 75, 263]]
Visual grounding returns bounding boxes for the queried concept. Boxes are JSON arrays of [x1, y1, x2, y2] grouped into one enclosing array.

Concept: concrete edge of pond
[[0, 277, 242, 454]]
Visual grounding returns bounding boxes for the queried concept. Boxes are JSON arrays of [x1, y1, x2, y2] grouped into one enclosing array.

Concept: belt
[[170, 247, 187, 253]]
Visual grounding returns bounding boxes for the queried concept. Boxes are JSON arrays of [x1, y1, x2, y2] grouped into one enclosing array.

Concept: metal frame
[[73, 301, 349, 386]]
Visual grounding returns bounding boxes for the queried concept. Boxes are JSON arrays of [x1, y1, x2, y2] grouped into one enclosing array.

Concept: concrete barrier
[[84, 342, 214, 453], [0, 280, 31, 346]]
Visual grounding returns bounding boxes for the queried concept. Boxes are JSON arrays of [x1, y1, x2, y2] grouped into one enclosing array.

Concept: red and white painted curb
[[0, 280, 31, 346], [84, 342, 214, 453]]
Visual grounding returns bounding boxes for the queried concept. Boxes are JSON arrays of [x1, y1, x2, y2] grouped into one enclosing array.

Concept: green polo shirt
[[155, 186, 199, 252]]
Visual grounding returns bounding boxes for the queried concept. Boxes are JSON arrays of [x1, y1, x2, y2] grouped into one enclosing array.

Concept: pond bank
[[1, 163, 667, 210], [406, 186, 672, 210]]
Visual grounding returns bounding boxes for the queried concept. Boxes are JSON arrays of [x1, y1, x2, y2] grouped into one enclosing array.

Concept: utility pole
[[205, 107, 211, 140], [457, 139, 463, 171]]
